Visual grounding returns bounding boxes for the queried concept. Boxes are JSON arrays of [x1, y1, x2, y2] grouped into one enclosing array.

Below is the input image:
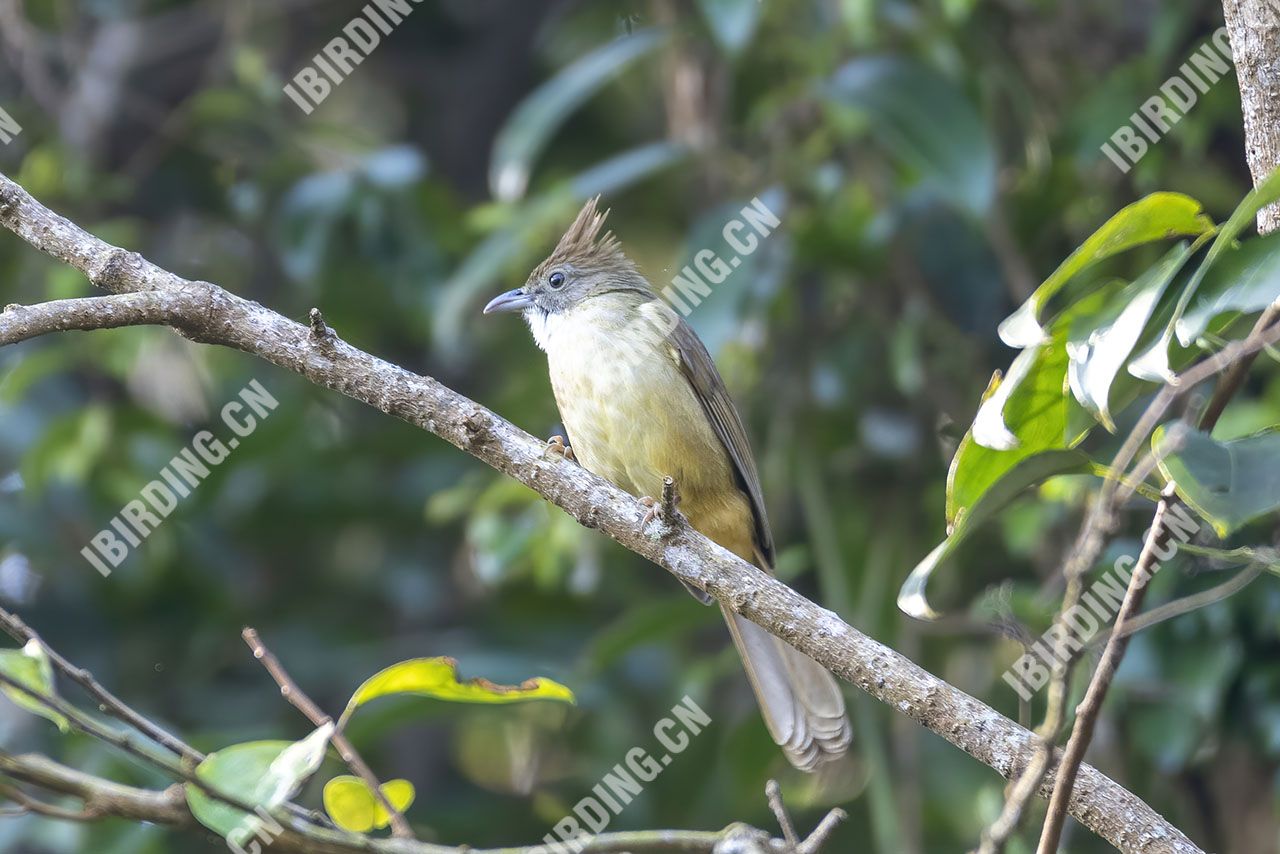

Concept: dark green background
[[0, 1, 1276, 851]]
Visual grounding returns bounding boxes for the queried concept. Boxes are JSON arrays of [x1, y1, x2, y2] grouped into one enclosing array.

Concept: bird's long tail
[[721, 605, 852, 771]]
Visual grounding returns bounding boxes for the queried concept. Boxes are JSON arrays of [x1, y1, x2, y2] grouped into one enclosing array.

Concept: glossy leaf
[[951, 345, 1072, 523], [998, 193, 1213, 348], [920, 286, 1124, 619], [343, 657, 575, 722], [1067, 243, 1195, 431], [899, 450, 1090, 620], [956, 284, 1121, 513], [827, 57, 995, 217], [0, 640, 68, 732], [1176, 232, 1280, 346], [488, 29, 666, 202], [1153, 423, 1280, 537], [323, 776, 416, 834], [186, 725, 334, 838], [1131, 169, 1280, 380]]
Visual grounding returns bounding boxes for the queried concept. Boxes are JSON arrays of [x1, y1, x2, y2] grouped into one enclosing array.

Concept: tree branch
[[0, 606, 203, 765], [1028, 6, 1280, 848], [242, 627, 414, 839], [0, 171, 1215, 852], [1, 750, 813, 854]]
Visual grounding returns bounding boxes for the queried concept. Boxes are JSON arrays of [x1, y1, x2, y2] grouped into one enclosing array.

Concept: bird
[[483, 197, 851, 771]]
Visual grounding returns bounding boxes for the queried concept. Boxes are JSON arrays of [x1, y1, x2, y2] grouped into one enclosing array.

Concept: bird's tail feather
[[721, 605, 852, 771]]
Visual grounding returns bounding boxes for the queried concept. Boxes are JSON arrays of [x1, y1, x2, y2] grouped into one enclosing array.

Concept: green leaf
[[956, 285, 1117, 513], [0, 640, 68, 732], [488, 29, 666, 202], [1131, 169, 1280, 380], [1175, 232, 1280, 346], [696, 0, 762, 55], [907, 285, 1132, 618], [342, 658, 575, 722], [998, 193, 1213, 348], [1067, 243, 1196, 431], [952, 345, 1070, 523], [186, 724, 334, 838], [1153, 423, 1280, 537], [323, 776, 415, 833], [827, 57, 995, 217], [898, 450, 1090, 620]]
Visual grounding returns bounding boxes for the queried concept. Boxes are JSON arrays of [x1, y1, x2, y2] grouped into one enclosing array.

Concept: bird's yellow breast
[[535, 296, 756, 560]]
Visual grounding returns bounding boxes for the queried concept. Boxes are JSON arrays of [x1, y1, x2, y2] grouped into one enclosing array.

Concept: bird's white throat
[[523, 307, 563, 352]]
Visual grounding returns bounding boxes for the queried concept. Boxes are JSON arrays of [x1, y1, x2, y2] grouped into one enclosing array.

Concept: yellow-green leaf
[[344, 657, 575, 720], [1132, 168, 1280, 381], [0, 640, 68, 732], [186, 724, 334, 838], [323, 776, 416, 833], [999, 192, 1213, 349], [1153, 422, 1280, 537]]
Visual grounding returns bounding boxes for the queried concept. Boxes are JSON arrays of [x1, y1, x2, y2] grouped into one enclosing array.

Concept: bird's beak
[[483, 288, 534, 315]]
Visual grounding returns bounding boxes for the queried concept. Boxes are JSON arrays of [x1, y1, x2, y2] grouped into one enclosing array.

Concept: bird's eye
[[548, 271, 566, 290]]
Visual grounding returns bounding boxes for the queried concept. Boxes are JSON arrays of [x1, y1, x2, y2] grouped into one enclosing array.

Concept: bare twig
[[0, 749, 818, 853], [0, 782, 102, 822], [797, 807, 849, 854], [241, 627, 415, 840], [0, 171, 1206, 852], [982, 295, 1280, 853], [0, 605, 327, 830], [1088, 561, 1266, 648], [0, 605, 202, 765], [0, 670, 272, 823], [1028, 1, 1280, 838], [765, 779, 800, 847], [309, 306, 338, 346], [659, 475, 680, 524]]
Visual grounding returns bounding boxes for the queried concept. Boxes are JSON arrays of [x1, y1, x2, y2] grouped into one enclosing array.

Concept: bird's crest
[[544, 196, 630, 271]]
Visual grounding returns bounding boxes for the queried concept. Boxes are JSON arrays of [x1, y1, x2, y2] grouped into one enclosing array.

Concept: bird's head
[[482, 196, 651, 324]]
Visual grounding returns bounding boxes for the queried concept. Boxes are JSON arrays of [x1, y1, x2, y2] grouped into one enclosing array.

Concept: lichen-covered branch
[[0, 171, 1213, 852], [0, 750, 811, 854]]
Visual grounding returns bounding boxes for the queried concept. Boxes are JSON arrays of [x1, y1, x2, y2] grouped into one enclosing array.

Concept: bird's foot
[[543, 434, 575, 462], [638, 495, 661, 528]]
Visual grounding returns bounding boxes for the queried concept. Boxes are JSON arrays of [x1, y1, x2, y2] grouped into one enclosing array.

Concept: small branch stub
[[660, 475, 680, 525], [240, 627, 415, 840], [308, 307, 336, 346]]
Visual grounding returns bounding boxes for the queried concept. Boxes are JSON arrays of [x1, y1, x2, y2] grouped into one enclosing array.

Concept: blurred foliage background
[[0, 0, 1276, 851]]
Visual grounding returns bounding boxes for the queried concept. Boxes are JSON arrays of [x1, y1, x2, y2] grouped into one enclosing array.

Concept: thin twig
[[981, 296, 1280, 852], [241, 628, 415, 840], [765, 779, 800, 847], [3, 748, 804, 853], [0, 605, 203, 765], [0, 670, 272, 823], [797, 807, 849, 854], [0, 171, 1207, 853], [0, 782, 101, 822], [1036, 309, 1280, 852], [1087, 562, 1266, 649]]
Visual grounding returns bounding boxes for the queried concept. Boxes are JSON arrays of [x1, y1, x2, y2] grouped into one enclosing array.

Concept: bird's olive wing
[[668, 318, 775, 566]]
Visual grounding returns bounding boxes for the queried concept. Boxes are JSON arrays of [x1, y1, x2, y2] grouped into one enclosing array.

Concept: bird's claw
[[639, 495, 660, 528], [544, 435, 575, 462]]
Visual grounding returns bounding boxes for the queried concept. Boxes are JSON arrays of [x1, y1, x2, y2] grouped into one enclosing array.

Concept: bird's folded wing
[[668, 317, 775, 567]]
